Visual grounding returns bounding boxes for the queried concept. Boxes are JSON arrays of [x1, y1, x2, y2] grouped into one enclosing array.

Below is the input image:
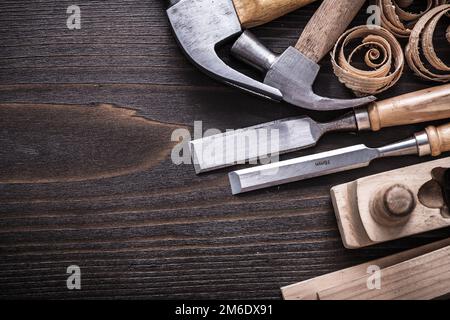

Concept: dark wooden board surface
[[0, 0, 449, 299]]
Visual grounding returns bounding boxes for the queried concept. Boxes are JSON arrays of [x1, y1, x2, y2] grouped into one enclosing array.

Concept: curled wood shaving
[[331, 25, 404, 96], [377, 0, 449, 38], [406, 4, 450, 82]]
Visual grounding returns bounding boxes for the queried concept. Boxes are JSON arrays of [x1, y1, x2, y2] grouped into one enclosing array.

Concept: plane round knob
[[371, 185, 415, 227]]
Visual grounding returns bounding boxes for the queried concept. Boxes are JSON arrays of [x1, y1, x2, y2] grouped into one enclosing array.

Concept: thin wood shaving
[[405, 4, 450, 82], [331, 25, 404, 96], [377, 0, 448, 38]]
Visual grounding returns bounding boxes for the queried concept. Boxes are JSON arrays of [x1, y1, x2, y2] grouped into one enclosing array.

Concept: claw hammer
[[166, 0, 317, 101], [232, 0, 377, 111]]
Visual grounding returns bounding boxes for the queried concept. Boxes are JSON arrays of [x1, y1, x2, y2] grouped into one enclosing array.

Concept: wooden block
[[281, 238, 450, 300], [331, 157, 450, 249], [318, 245, 450, 300], [330, 182, 375, 249]]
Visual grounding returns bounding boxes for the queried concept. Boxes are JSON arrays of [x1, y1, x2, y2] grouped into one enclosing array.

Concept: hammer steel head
[[167, 0, 282, 101], [232, 30, 377, 111], [266, 47, 376, 111]]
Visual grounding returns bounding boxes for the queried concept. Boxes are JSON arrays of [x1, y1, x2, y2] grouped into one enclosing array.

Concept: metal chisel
[[229, 122, 450, 195], [190, 84, 450, 174]]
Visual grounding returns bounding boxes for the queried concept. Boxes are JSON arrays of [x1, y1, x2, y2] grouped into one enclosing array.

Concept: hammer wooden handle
[[367, 84, 450, 131], [234, 0, 317, 28], [426, 123, 450, 157], [295, 0, 366, 62]]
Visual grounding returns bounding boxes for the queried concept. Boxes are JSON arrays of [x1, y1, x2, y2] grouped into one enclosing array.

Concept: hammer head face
[[167, 0, 282, 101]]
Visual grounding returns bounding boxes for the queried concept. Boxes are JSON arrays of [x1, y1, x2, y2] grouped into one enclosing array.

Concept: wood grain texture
[[368, 84, 450, 131], [0, 103, 181, 184], [318, 245, 450, 300], [282, 238, 450, 300], [234, 0, 317, 28], [427, 123, 450, 156], [0, 0, 449, 300], [295, 0, 367, 62], [331, 181, 375, 249], [331, 158, 450, 249]]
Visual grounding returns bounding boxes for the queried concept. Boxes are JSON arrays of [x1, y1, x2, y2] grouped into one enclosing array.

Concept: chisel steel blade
[[190, 117, 322, 174], [229, 134, 422, 194], [229, 145, 381, 195]]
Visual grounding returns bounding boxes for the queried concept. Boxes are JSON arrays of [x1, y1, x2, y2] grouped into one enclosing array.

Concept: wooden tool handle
[[426, 123, 450, 157], [234, 0, 316, 28], [367, 84, 450, 131], [295, 0, 366, 62]]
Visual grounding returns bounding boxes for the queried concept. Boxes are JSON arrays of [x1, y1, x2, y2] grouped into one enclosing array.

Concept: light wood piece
[[427, 123, 450, 156], [318, 245, 450, 300], [234, 0, 317, 28], [367, 84, 450, 131], [331, 158, 450, 249], [295, 0, 366, 62], [281, 238, 450, 300], [331, 181, 374, 249]]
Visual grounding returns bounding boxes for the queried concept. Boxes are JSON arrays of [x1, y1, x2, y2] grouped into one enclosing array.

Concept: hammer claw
[[288, 91, 377, 111]]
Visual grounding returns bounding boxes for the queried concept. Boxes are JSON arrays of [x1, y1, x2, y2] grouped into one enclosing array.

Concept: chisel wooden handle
[[234, 0, 317, 28], [368, 84, 450, 131], [295, 0, 366, 62], [426, 123, 450, 157]]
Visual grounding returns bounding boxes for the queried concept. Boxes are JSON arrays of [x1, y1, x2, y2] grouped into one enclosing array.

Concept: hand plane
[[331, 157, 450, 249]]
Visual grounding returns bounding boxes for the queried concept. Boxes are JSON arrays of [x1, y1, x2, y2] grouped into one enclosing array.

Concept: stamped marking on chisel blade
[[229, 145, 381, 194]]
